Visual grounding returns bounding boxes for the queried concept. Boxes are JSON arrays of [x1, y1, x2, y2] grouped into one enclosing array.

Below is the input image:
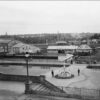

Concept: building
[[58, 54, 73, 63], [10, 43, 41, 54], [76, 44, 92, 53], [0, 39, 20, 54], [68, 40, 81, 45], [47, 45, 78, 54], [81, 40, 87, 44], [55, 41, 67, 45]]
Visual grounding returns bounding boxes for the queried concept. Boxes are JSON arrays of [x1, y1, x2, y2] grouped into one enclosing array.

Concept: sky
[[0, 1, 100, 35]]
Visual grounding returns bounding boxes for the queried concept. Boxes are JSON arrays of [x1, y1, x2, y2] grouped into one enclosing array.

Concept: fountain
[[55, 54, 74, 79]]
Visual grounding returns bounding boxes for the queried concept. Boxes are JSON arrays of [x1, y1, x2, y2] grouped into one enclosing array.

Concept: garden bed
[[55, 72, 74, 79]]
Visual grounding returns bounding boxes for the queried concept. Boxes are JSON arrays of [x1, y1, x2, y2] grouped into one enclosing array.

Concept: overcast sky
[[0, 1, 100, 35]]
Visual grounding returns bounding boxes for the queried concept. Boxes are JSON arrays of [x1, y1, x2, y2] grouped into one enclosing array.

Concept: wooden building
[[47, 45, 78, 54]]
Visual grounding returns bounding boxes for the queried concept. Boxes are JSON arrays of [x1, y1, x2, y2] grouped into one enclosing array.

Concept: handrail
[[40, 78, 65, 93]]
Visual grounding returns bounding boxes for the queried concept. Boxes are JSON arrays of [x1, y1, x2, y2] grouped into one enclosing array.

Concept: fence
[[30, 86, 100, 100], [58, 86, 100, 100]]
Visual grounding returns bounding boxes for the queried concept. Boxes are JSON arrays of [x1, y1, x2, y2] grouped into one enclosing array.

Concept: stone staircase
[[30, 83, 54, 93], [29, 82, 69, 98], [29, 77, 66, 97]]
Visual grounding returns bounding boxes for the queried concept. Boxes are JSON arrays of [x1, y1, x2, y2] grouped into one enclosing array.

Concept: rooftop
[[56, 41, 67, 44], [78, 44, 92, 50], [47, 45, 78, 50], [0, 39, 12, 44]]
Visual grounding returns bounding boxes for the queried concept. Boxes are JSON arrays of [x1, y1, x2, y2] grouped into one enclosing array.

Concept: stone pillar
[[40, 75, 45, 82]]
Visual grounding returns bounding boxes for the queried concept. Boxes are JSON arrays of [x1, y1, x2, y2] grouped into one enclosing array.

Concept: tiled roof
[[56, 41, 67, 44], [78, 44, 92, 50], [13, 43, 40, 50], [13, 43, 25, 48]]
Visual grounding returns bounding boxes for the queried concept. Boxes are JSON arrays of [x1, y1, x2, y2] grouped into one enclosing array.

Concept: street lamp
[[63, 60, 66, 74], [89, 50, 91, 65], [25, 52, 30, 94]]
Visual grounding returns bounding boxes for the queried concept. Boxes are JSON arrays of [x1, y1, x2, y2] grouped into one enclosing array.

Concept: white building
[[47, 45, 78, 54], [56, 41, 67, 45], [76, 44, 92, 53], [10, 43, 40, 54], [58, 54, 73, 62], [0, 39, 21, 54]]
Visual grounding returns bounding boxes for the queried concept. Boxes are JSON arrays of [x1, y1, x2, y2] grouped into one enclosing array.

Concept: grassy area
[[0, 65, 58, 76], [76, 51, 100, 64], [0, 90, 20, 100]]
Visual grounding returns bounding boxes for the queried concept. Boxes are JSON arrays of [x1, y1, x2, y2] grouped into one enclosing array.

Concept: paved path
[[69, 67, 100, 89], [44, 64, 87, 87], [44, 63, 100, 90]]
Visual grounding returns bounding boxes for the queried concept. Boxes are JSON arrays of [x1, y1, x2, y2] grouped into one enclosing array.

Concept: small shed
[[58, 54, 73, 62]]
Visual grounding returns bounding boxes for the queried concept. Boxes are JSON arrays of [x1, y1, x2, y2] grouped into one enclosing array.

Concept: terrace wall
[[0, 73, 42, 83]]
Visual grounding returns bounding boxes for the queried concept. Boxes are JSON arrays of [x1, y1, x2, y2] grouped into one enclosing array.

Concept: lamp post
[[89, 50, 91, 64], [25, 52, 30, 94], [63, 60, 66, 74]]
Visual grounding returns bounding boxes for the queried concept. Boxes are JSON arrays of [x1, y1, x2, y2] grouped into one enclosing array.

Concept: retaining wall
[[0, 73, 44, 83]]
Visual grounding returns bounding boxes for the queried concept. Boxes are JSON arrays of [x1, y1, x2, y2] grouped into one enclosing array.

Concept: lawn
[[0, 65, 58, 76]]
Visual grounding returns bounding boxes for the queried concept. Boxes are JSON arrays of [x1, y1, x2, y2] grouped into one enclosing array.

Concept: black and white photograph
[[0, 0, 100, 100]]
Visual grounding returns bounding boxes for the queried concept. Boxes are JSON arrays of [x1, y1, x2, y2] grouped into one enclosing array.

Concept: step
[[31, 83, 41, 90]]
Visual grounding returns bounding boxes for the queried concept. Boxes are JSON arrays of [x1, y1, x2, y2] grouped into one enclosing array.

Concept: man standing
[[51, 70, 54, 77], [78, 68, 80, 76]]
